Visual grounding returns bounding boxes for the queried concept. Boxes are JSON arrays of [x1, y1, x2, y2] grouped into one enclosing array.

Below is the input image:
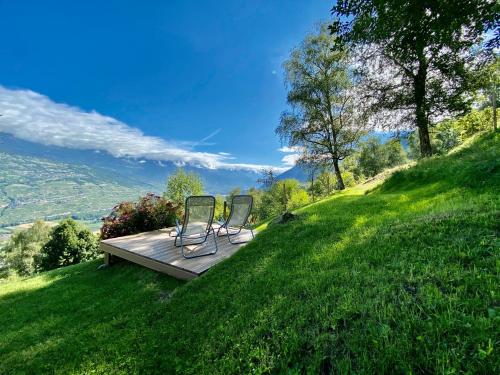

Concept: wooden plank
[[100, 226, 254, 279], [100, 242, 197, 280]]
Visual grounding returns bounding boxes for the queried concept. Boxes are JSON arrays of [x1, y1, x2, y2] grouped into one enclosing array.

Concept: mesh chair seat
[[174, 195, 218, 258], [217, 195, 255, 244]]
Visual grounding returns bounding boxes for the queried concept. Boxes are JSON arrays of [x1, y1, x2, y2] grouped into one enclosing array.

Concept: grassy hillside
[[0, 133, 498, 373], [0, 152, 152, 227]]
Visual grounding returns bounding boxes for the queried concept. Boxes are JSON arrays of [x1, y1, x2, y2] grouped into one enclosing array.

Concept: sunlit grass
[[0, 132, 498, 373]]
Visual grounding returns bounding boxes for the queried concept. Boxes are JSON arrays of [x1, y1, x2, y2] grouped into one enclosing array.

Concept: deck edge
[[100, 242, 198, 280]]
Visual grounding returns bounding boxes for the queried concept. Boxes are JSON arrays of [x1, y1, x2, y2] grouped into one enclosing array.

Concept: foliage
[[277, 24, 367, 190], [299, 162, 323, 202], [0, 220, 52, 277], [338, 170, 357, 188], [254, 179, 310, 222], [355, 137, 407, 178], [38, 218, 99, 272], [1, 133, 498, 373], [100, 193, 177, 240], [315, 170, 336, 197], [214, 195, 225, 222], [408, 108, 498, 158], [227, 187, 241, 204], [342, 137, 408, 179], [247, 187, 264, 224], [164, 169, 204, 207], [331, 0, 499, 157]]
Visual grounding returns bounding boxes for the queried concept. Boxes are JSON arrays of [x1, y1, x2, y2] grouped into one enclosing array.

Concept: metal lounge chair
[[217, 195, 254, 244], [174, 195, 218, 259]]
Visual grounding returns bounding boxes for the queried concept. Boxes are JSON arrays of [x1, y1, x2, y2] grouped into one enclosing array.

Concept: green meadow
[[0, 133, 498, 373]]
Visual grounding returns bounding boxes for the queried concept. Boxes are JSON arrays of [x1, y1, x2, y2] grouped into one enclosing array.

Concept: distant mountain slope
[[0, 152, 150, 226], [0, 132, 265, 226], [277, 163, 309, 181], [0, 133, 261, 193]]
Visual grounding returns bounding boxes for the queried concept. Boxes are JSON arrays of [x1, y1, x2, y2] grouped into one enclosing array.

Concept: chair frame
[[174, 195, 218, 259], [217, 195, 255, 244]]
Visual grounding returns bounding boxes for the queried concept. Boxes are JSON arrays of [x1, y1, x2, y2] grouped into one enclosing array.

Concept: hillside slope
[[0, 133, 498, 373], [0, 152, 152, 226]]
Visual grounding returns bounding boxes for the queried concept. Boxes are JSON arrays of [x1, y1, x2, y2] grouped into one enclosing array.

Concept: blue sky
[[0, 0, 332, 170]]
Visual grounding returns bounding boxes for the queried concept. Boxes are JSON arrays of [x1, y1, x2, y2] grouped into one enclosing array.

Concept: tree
[[277, 25, 367, 190], [228, 187, 242, 203], [39, 218, 99, 271], [316, 169, 335, 196], [331, 0, 499, 157], [258, 179, 309, 219], [164, 169, 204, 206], [357, 137, 388, 178], [384, 139, 407, 168], [246, 187, 264, 224], [479, 58, 499, 131], [298, 161, 322, 202], [343, 137, 407, 177], [257, 168, 278, 189], [1, 220, 51, 276]]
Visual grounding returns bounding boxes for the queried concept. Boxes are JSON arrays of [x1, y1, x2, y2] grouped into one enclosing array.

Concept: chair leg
[[226, 226, 254, 245], [216, 224, 227, 237], [180, 227, 218, 259]]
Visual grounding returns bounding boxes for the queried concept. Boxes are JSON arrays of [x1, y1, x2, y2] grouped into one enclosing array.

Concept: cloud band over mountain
[[0, 86, 285, 172]]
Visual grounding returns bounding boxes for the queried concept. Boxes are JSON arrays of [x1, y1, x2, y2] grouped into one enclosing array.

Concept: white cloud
[[278, 146, 301, 153], [0, 86, 283, 172], [281, 153, 300, 167], [278, 145, 302, 167]]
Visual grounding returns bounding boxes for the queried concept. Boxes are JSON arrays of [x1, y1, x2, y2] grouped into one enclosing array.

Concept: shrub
[[38, 218, 99, 271], [101, 193, 177, 240], [1, 220, 52, 277]]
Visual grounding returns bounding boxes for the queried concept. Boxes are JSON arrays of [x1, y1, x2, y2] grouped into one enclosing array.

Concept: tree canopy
[[277, 25, 367, 190], [164, 169, 204, 206], [330, 0, 499, 157], [38, 218, 99, 272]]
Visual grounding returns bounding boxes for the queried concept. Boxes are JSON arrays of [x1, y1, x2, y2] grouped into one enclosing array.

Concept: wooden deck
[[100, 225, 253, 280]]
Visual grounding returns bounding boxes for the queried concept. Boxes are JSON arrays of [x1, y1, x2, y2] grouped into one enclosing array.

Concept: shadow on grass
[[0, 260, 183, 374], [0, 133, 498, 373]]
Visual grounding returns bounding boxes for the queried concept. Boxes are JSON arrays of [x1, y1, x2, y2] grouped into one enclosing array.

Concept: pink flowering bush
[[100, 193, 178, 239]]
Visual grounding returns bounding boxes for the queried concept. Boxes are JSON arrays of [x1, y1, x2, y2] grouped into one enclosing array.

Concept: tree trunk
[[414, 45, 432, 158], [333, 159, 345, 190], [282, 181, 287, 212], [310, 175, 315, 202], [492, 89, 497, 132]]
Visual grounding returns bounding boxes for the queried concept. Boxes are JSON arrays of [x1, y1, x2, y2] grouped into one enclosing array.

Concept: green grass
[[1, 133, 499, 374]]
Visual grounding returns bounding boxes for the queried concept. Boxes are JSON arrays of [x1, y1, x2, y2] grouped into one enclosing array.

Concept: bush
[[38, 218, 99, 271], [101, 193, 177, 240], [1, 220, 52, 277]]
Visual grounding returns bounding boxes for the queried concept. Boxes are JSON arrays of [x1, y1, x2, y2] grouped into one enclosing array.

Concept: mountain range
[[0, 132, 281, 226]]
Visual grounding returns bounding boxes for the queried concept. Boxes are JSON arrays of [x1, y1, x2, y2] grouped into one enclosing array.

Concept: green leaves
[[38, 218, 99, 272], [164, 169, 204, 207], [331, 0, 498, 157], [277, 25, 367, 190]]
